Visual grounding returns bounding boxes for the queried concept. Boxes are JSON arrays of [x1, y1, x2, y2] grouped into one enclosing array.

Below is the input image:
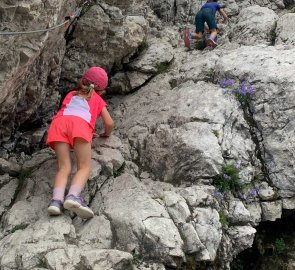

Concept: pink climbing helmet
[[81, 66, 108, 90]]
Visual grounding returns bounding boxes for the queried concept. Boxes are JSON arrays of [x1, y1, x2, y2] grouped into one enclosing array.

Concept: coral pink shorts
[[46, 116, 93, 150]]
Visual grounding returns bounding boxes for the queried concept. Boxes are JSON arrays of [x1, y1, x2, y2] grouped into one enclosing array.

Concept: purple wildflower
[[250, 188, 259, 197], [223, 174, 231, 180], [239, 80, 247, 88], [219, 79, 235, 88], [213, 188, 224, 200], [238, 88, 247, 95], [246, 84, 254, 94], [235, 160, 241, 170]]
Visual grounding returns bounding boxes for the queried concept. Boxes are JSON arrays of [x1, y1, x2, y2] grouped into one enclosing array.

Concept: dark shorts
[[195, 8, 217, 33]]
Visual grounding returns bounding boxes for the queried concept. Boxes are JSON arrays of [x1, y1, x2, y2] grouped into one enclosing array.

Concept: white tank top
[[63, 96, 91, 123]]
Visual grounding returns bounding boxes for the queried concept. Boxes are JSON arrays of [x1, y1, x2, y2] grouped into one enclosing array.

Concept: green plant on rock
[[169, 78, 177, 89], [113, 161, 126, 178], [219, 79, 255, 108], [268, 21, 277, 46], [10, 223, 28, 233], [16, 168, 33, 194], [219, 209, 229, 231], [212, 129, 219, 138], [156, 62, 169, 74], [213, 162, 242, 193], [195, 39, 206, 50], [138, 39, 149, 52], [273, 238, 286, 256], [132, 252, 141, 266]]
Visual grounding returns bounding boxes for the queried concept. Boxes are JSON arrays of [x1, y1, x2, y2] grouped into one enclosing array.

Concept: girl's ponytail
[[74, 81, 95, 99]]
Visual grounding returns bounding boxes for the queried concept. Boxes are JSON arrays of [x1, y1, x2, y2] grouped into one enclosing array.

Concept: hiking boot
[[183, 28, 191, 49], [48, 199, 63, 216], [206, 37, 218, 49], [63, 194, 94, 219]]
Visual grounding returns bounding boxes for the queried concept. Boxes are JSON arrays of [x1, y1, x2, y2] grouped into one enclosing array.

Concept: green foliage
[[219, 209, 229, 231], [268, 21, 277, 45], [132, 253, 141, 266], [113, 162, 126, 178], [156, 62, 169, 74], [10, 223, 28, 233], [234, 91, 250, 107], [289, 7, 295, 13], [213, 162, 241, 193], [18, 168, 32, 182], [212, 129, 219, 138], [219, 79, 254, 108], [195, 39, 206, 50], [273, 238, 286, 256], [138, 39, 149, 52], [169, 79, 177, 89], [16, 168, 32, 194]]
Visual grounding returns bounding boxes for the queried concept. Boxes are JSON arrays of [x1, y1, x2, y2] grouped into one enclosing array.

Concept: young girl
[[184, 0, 228, 49], [46, 66, 114, 219]]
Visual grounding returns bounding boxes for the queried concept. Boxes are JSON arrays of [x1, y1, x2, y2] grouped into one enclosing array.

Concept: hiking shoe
[[206, 37, 217, 49], [48, 199, 63, 216], [63, 195, 94, 219], [183, 28, 191, 49]]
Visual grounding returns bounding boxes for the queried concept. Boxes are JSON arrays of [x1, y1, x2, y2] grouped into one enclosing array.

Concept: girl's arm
[[218, 9, 228, 23], [99, 107, 114, 137]]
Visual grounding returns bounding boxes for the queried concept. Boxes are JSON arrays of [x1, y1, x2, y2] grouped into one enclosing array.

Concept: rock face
[[230, 5, 279, 45], [61, 3, 149, 92], [0, 0, 76, 141], [275, 13, 295, 45], [1, 0, 295, 270]]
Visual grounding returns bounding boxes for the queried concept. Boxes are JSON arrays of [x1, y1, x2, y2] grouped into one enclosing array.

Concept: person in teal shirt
[[184, 0, 228, 49]]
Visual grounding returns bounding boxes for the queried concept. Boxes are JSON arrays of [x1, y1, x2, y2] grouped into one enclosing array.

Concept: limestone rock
[[228, 200, 251, 224], [61, 4, 148, 91], [128, 40, 174, 74], [92, 173, 185, 267], [230, 5, 278, 45], [0, 0, 74, 140], [0, 158, 20, 176], [261, 200, 282, 221], [276, 13, 295, 45]]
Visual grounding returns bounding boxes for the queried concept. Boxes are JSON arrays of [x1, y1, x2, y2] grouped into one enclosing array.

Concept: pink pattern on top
[[54, 91, 106, 132]]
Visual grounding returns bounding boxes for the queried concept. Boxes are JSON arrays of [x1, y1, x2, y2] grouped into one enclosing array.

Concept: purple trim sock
[[68, 185, 83, 197], [52, 187, 65, 202], [209, 35, 216, 42]]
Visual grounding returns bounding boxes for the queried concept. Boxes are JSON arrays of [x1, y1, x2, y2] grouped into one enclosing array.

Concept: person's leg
[[209, 28, 217, 41], [194, 11, 205, 40], [69, 137, 91, 194], [203, 11, 218, 47], [48, 142, 71, 215], [64, 137, 94, 219]]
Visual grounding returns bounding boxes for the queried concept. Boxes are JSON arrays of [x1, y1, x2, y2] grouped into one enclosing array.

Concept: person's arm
[[218, 9, 228, 23], [99, 107, 114, 137]]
